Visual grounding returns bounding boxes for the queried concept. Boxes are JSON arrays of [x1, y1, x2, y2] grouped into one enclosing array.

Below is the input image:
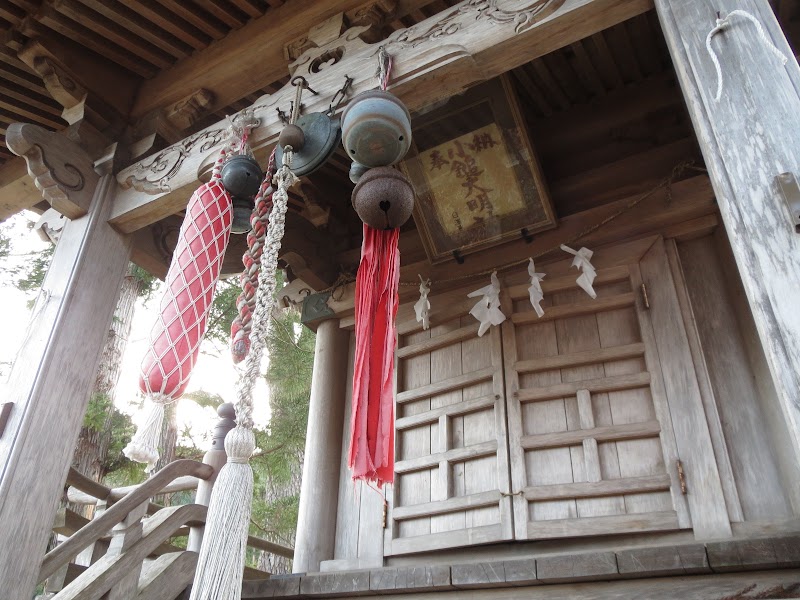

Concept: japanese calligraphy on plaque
[[402, 75, 556, 264]]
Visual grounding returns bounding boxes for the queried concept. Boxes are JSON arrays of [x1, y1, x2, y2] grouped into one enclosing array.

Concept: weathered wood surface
[[638, 240, 731, 538], [53, 504, 207, 600], [112, 0, 654, 233], [293, 319, 349, 573], [0, 137, 132, 599], [498, 236, 738, 543], [0, 157, 43, 221], [6, 123, 99, 219], [331, 176, 716, 326], [655, 0, 800, 498], [676, 235, 791, 521], [664, 238, 744, 523], [40, 460, 212, 582], [129, 0, 452, 119], [243, 538, 800, 598], [137, 551, 198, 600], [385, 294, 512, 556]]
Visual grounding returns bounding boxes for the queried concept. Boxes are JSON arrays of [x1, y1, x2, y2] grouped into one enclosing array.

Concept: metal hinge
[[677, 460, 688, 495], [641, 283, 650, 309]]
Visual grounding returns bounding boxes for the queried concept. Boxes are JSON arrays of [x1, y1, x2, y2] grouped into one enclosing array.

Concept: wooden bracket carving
[[346, 0, 398, 43], [18, 40, 126, 156], [29, 55, 87, 111], [285, 2, 398, 75], [5, 123, 99, 219], [289, 23, 372, 76], [163, 89, 215, 132]]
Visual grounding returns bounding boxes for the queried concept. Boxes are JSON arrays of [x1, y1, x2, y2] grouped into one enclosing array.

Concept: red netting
[[139, 179, 233, 399], [348, 225, 400, 486]]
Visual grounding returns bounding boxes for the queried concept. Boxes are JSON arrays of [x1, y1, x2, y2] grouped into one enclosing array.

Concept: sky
[[0, 211, 271, 453]]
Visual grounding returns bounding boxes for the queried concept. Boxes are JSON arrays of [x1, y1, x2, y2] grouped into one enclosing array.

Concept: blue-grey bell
[[221, 154, 263, 199], [231, 196, 254, 234], [341, 90, 412, 168]]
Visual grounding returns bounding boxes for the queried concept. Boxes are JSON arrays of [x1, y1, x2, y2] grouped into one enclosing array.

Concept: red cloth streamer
[[348, 225, 400, 486], [139, 176, 233, 400]]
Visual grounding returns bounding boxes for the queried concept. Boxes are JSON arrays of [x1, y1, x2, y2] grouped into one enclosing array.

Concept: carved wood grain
[[5, 123, 98, 219]]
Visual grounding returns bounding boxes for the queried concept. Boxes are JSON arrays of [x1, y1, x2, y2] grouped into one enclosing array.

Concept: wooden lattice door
[[385, 288, 514, 555], [385, 238, 730, 555], [500, 239, 712, 540]]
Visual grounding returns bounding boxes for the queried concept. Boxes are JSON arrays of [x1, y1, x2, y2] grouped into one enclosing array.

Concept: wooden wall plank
[[638, 239, 731, 538], [655, 0, 800, 494], [665, 237, 744, 523], [676, 235, 791, 521]]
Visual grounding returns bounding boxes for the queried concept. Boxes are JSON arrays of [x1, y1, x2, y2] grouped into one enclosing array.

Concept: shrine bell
[[221, 154, 264, 234], [341, 90, 412, 168], [351, 166, 414, 230]]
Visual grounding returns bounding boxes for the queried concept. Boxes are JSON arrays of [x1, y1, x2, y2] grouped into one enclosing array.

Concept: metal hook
[[291, 75, 318, 95], [327, 75, 353, 116]]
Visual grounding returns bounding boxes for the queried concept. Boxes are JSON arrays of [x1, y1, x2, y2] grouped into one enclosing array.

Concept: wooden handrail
[[40, 460, 213, 583], [246, 534, 294, 559], [67, 474, 203, 505], [65, 468, 112, 501], [54, 504, 208, 600]]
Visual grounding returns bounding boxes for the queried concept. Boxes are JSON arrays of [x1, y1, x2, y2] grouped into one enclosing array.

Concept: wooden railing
[[40, 404, 293, 599], [41, 460, 213, 583]]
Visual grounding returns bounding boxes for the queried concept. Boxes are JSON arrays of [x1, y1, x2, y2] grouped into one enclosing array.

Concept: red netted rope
[[230, 149, 277, 363], [348, 225, 400, 486], [124, 149, 234, 470]]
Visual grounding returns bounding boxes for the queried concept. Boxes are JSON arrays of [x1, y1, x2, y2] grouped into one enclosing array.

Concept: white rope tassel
[[190, 149, 297, 600], [122, 394, 170, 472], [706, 9, 788, 102]]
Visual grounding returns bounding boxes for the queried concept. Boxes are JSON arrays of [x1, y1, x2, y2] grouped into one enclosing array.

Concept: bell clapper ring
[[290, 76, 318, 95]]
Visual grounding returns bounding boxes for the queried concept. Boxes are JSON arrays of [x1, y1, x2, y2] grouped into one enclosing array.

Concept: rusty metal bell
[[220, 154, 263, 199], [341, 90, 412, 168], [352, 167, 414, 230]]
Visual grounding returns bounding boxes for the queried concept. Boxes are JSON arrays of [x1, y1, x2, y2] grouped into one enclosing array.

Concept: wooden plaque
[[402, 75, 556, 264]]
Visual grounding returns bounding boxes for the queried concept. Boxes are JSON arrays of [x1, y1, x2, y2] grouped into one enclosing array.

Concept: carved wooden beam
[[6, 123, 99, 219], [0, 158, 42, 222], [129, 0, 447, 120], [17, 39, 128, 156], [113, 0, 654, 234]]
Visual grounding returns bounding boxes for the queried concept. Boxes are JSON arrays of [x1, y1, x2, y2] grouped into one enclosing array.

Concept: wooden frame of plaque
[[402, 74, 557, 264]]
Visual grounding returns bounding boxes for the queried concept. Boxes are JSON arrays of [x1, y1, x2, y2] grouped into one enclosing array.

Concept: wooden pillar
[[293, 318, 349, 573], [655, 0, 800, 504], [187, 403, 236, 553], [0, 124, 132, 598]]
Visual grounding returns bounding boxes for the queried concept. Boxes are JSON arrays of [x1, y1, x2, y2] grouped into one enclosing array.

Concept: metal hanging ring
[[290, 76, 318, 95]]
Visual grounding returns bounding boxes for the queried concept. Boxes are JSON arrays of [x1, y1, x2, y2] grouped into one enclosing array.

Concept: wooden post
[[654, 0, 800, 507], [293, 318, 349, 573], [187, 403, 236, 553], [0, 124, 132, 598]]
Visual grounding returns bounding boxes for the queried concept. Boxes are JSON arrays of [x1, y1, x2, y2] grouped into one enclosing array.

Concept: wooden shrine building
[[1, 0, 800, 598]]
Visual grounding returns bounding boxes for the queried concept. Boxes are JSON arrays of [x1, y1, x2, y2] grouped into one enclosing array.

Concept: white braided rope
[[706, 9, 788, 102], [189, 149, 297, 600], [231, 148, 297, 434]]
